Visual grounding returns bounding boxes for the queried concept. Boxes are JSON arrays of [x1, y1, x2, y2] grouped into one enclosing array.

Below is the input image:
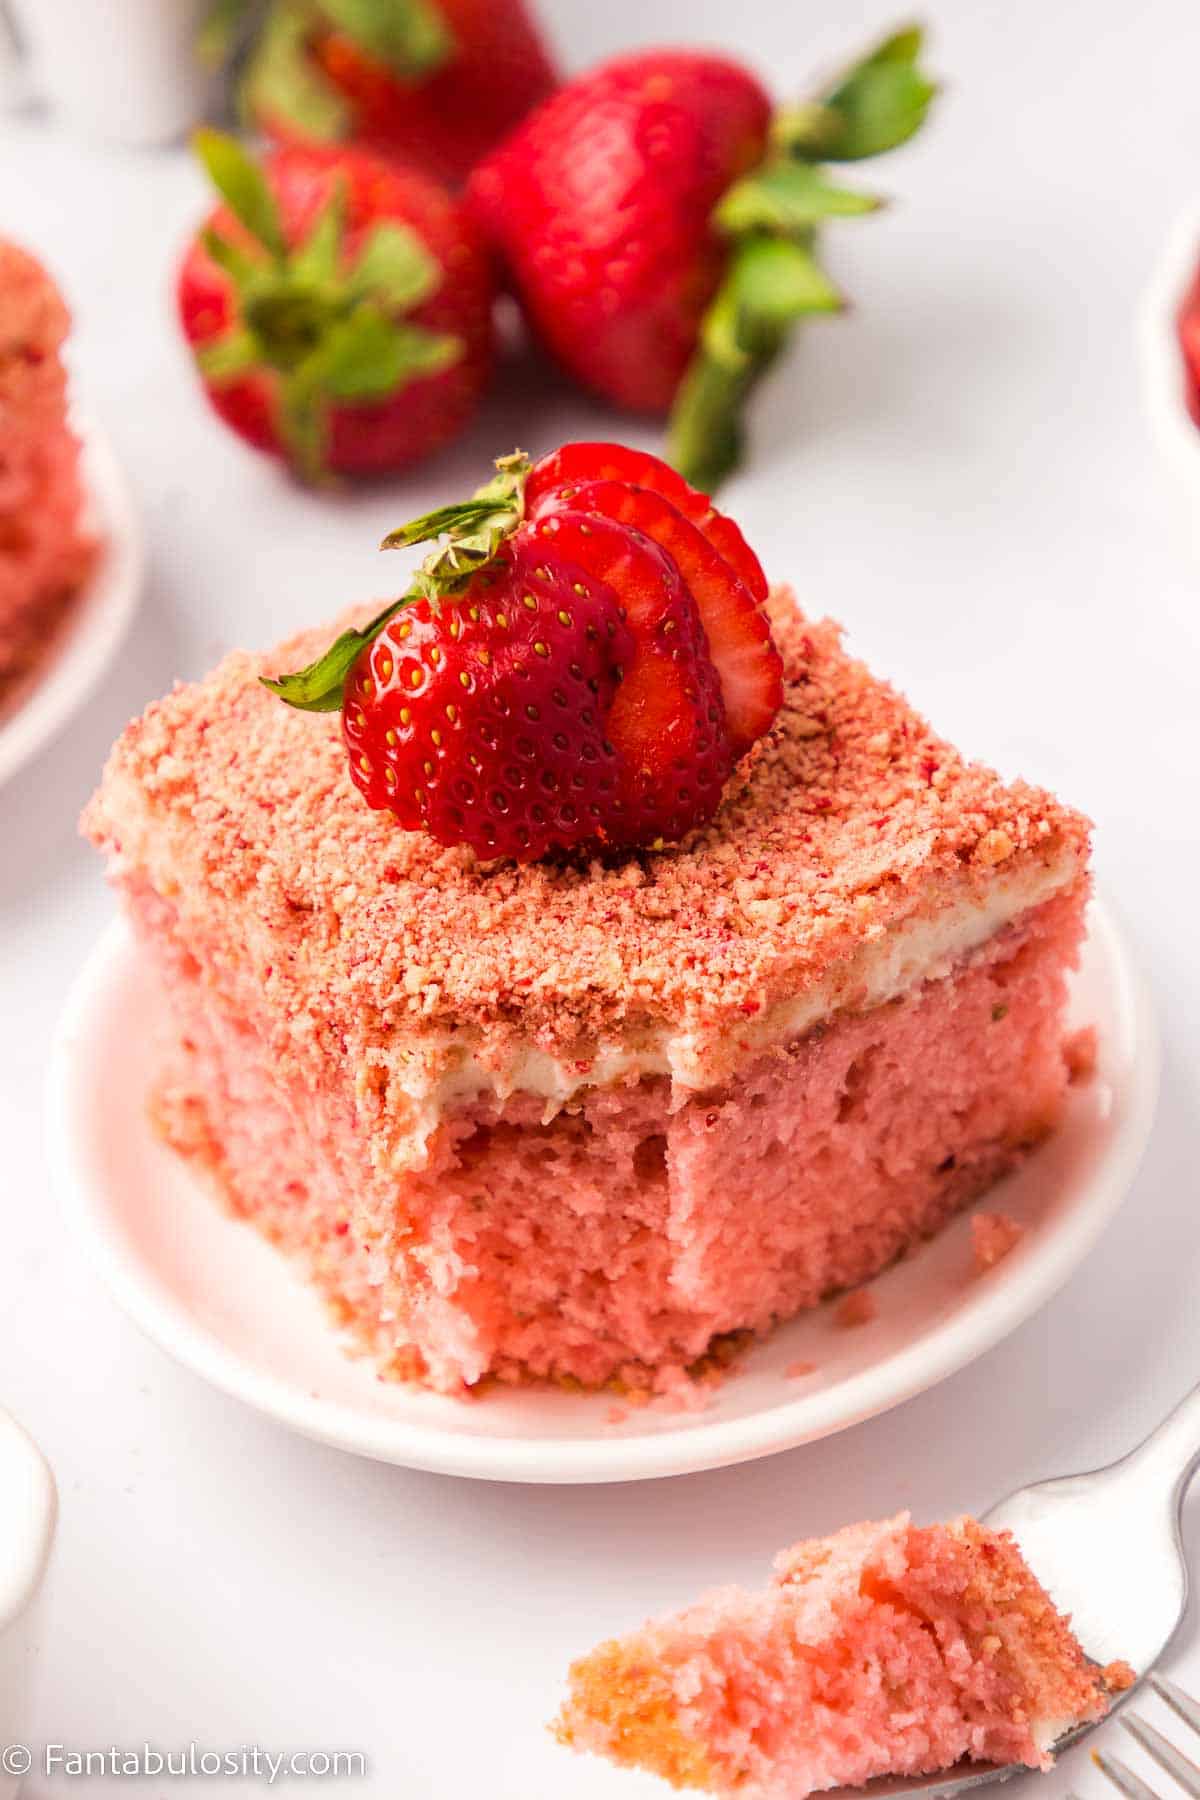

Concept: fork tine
[[1152, 1677, 1200, 1740], [1122, 1715, 1200, 1798], [1094, 1749, 1164, 1800]]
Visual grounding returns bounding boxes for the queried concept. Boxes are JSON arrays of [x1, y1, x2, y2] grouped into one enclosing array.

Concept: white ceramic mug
[[1, 0, 214, 145], [0, 1411, 56, 1800]]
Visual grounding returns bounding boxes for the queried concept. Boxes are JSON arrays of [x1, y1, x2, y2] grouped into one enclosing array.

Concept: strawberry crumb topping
[[834, 1290, 877, 1329], [971, 1211, 1025, 1274], [1064, 1024, 1098, 1085]]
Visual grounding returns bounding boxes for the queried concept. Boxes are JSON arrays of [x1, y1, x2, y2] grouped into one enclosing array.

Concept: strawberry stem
[[668, 22, 936, 492], [263, 450, 530, 710], [669, 237, 840, 492], [382, 450, 530, 598]]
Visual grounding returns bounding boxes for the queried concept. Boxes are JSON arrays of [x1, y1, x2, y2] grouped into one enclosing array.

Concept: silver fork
[[1092, 1674, 1200, 1800], [846, 1382, 1200, 1800]]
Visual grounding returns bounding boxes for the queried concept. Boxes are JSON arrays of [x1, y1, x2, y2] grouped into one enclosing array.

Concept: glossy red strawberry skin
[[526, 440, 768, 603], [527, 474, 780, 757], [343, 503, 737, 861], [1179, 273, 1200, 426], [525, 508, 733, 845], [177, 145, 494, 476], [302, 0, 558, 187], [468, 52, 771, 414], [344, 539, 635, 861]]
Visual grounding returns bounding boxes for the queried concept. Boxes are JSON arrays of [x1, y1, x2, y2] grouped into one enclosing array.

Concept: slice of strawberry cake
[[555, 1513, 1133, 1796], [84, 443, 1091, 1396], [0, 240, 94, 700]]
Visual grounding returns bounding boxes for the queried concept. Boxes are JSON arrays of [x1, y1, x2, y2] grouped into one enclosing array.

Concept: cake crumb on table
[[1064, 1024, 1099, 1084], [971, 1212, 1024, 1273], [834, 1291, 877, 1329]]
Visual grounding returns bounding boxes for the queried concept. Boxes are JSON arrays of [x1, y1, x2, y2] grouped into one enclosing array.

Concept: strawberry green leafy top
[[201, 0, 454, 140], [668, 26, 937, 491], [192, 128, 460, 478]]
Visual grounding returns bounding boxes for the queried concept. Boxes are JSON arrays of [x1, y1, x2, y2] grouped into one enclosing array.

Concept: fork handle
[[1119, 1381, 1200, 1508]]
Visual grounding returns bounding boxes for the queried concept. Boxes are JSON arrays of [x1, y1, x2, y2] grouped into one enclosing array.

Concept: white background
[[3, 0, 1200, 1794]]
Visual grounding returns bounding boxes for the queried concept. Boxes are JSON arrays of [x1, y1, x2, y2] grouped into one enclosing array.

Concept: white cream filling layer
[[400, 849, 1082, 1128]]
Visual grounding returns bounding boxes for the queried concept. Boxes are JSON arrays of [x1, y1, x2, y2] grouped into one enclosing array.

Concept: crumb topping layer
[[85, 591, 1090, 1087]]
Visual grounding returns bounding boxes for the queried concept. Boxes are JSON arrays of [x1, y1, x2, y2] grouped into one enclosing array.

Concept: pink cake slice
[[555, 1513, 1133, 1797], [0, 240, 95, 699], [83, 592, 1091, 1395]]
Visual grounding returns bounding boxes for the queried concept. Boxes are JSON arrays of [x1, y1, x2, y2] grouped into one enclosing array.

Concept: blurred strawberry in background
[[202, 0, 558, 186], [469, 28, 937, 490], [178, 131, 494, 479], [1178, 272, 1200, 425]]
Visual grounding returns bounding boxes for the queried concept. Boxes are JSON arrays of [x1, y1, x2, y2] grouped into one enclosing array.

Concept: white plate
[[1139, 207, 1200, 530], [0, 415, 144, 785], [49, 903, 1158, 1485]]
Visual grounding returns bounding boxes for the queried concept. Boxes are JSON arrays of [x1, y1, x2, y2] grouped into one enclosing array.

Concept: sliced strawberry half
[[526, 442, 769, 604], [526, 508, 733, 845], [528, 477, 781, 759]]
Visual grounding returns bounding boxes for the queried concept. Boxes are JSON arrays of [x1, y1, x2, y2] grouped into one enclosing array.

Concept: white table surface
[[3, 1, 1199, 1794]]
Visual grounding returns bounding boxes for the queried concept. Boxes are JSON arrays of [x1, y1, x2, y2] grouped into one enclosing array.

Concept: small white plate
[[1139, 207, 1200, 526], [49, 903, 1157, 1485], [0, 415, 144, 786]]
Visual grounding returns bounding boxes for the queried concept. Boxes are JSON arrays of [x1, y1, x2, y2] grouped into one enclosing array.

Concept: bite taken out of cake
[[0, 240, 95, 702], [84, 442, 1091, 1398], [555, 1513, 1134, 1797]]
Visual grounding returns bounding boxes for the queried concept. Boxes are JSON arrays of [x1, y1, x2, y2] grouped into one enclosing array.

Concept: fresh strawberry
[[343, 545, 636, 860], [526, 477, 778, 758], [265, 443, 783, 861], [178, 131, 494, 480], [469, 29, 936, 490], [525, 440, 768, 603], [471, 54, 771, 418], [205, 0, 558, 187]]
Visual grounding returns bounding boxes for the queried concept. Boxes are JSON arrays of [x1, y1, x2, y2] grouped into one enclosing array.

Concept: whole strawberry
[[468, 29, 936, 491], [178, 131, 494, 480], [265, 443, 783, 861], [204, 0, 557, 187]]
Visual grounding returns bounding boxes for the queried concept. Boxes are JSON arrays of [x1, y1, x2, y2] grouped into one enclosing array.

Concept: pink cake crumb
[[834, 1290, 877, 1329], [971, 1211, 1025, 1273], [0, 240, 95, 698], [1064, 1024, 1099, 1084], [555, 1513, 1124, 1798], [785, 1360, 817, 1380]]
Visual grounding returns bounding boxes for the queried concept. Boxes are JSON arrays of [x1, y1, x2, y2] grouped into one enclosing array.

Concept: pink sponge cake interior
[[84, 593, 1090, 1396], [555, 1513, 1133, 1797], [0, 239, 94, 698]]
